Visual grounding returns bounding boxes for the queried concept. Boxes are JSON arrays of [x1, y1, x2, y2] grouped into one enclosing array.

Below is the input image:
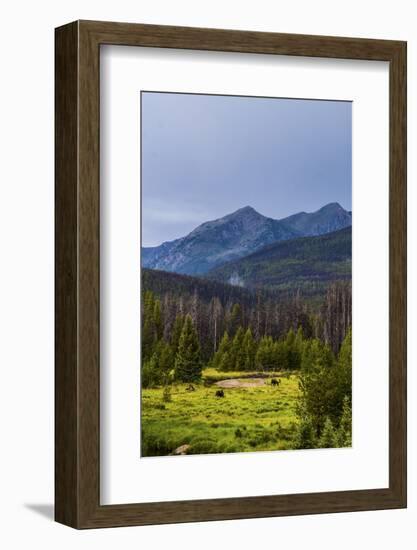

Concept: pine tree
[[337, 396, 352, 447], [174, 315, 202, 382], [142, 291, 157, 361], [285, 327, 301, 370], [153, 299, 163, 341], [255, 336, 276, 371], [212, 331, 230, 370], [274, 340, 288, 371], [319, 417, 338, 448], [229, 327, 245, 370], [337, 328, 352, 404], [218, 351, 231, 372], [156, 340, 175, 382], [295, 415, 316, 449], [170, 314, 185, 356], [241, 328, 256, 371], [229, 303, 242, 336]]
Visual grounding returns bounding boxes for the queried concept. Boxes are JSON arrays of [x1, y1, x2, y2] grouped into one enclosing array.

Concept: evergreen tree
[[174, 315, 202, 382], [295, 415, 316, 449], [170, 314, 185, 356], [255, 336, 276, 371], [337, 396, 352, 447], [153, 299, 163, 341], [142, 356, 158, 389], [229, 326, 245, 370], [274, 340, 288, 371], [229, 303, 242, 336], [298, 339, 337, 435], [141, 340, 174, 388], [212, 331, 230, 370], [241, 328, 256, 371], [285, 327, 302, 370], [319, 417, 338, 448], [218, 351, 231, 372], [142, 290, 156, 361], [156, 340, 175, 382], [337, 328, 352, 406], [295, 326, 304, 353]]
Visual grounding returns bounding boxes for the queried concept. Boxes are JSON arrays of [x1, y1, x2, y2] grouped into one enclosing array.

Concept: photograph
[[140, 91, 352, 457]]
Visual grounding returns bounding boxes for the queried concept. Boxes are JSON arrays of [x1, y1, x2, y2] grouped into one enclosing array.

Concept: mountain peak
[[142, 201, 352, 275], [230, 205, 259, 217], [319, 202, 344, 212], [237, 205, 256, 213]]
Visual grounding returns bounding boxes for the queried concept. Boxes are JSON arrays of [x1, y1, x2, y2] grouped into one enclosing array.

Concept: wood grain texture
[[55, 20, 407, 529], [55, 21, 79, 527]]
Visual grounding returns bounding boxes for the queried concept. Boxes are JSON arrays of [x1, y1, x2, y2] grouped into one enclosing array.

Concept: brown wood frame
[[55, 20, 407, 529]]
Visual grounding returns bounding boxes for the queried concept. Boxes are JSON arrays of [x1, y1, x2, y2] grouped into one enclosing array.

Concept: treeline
[[142, 285, 351, 381], [211, 326, 305, 372], [142, 271, 351, 363]]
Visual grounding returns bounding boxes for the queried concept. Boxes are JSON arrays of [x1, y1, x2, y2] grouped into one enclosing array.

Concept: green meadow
[[141, 370, 300, 457]]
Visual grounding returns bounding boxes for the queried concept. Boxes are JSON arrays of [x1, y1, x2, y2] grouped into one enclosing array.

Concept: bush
[[294, 416, 317, 449], [318, 417, 338, 449]]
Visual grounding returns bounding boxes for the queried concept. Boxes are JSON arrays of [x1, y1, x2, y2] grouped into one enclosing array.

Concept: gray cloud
[[141, 92, 352, 247]]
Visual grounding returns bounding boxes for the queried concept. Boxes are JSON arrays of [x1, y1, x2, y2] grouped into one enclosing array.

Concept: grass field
[[141, 370, 301, 457]]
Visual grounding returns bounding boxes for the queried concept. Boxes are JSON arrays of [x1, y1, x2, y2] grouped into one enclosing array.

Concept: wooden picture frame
[[55, 20, 407, 528]]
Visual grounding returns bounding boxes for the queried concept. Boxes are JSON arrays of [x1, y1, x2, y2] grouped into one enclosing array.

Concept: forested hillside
[[207, 226, 351, 299]]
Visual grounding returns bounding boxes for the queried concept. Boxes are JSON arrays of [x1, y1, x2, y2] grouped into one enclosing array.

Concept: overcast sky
[[141, 92, 352, 247]]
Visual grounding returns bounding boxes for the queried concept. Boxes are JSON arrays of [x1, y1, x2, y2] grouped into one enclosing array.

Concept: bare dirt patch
[[215, 378, 267, 389]]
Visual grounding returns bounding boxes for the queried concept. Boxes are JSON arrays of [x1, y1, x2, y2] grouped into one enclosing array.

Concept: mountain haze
[[142, 203, 352, 276]]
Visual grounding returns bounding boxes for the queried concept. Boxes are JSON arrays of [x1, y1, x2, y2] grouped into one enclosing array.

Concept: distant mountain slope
[[142, 203, 352, 276], [206, 226, 351, 298], [281, 202, 352, 236], [142, 206, 298, 275]]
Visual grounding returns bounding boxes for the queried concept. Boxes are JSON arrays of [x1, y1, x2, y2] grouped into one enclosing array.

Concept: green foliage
[[241, 328, 256, 371], [285, 327, 302, 370], [212, 332, 230, 370], [153, 299, 163, 340], [229, 303, 242, 336], [255, 336, 276, 371], [170, 314, 185, 356], [229, 327, 245, 370], [297, 330, 352, 441], [318, 417, 338, 448], [140, 282, 352, 456], [174, 315, 202, 382], [337, 396, 352, 447], [142, 290, 156, 361], [294, 415, 317, 449], [141, 340, 174, 388]]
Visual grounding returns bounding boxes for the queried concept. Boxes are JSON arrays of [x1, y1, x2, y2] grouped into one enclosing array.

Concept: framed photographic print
[[55, 20, 406, 528]]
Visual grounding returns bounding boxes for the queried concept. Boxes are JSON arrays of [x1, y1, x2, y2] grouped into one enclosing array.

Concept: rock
[[172, 444, 191, 455]]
